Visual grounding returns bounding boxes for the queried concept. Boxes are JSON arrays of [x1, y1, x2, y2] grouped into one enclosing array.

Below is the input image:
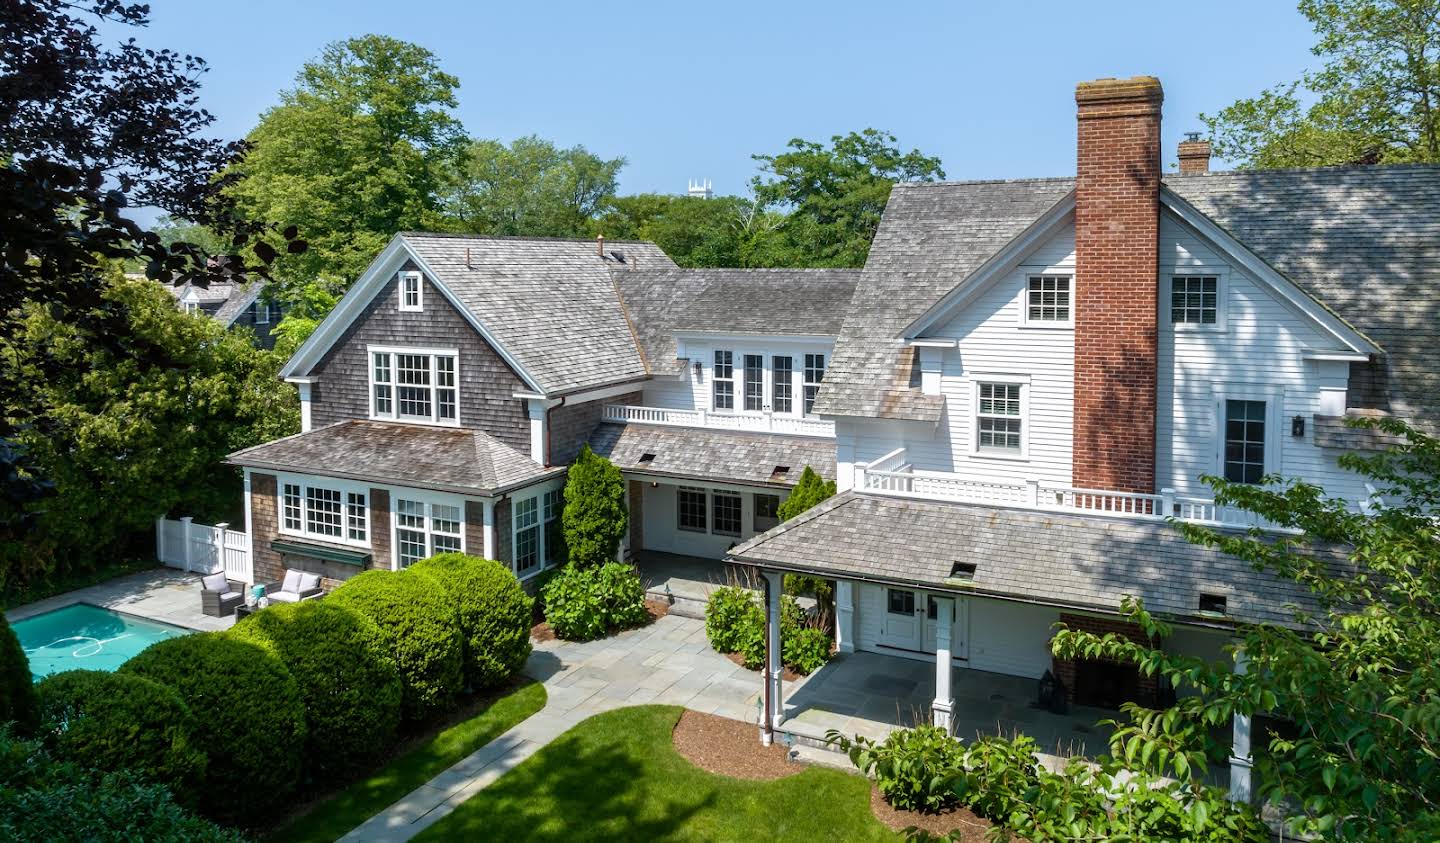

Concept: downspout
[[544, 395, 566, 466], [761, 572, 775, 746]]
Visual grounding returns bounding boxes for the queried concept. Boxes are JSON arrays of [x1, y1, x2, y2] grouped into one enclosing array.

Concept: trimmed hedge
[[0, 612, 37, 734], [541, 562, 648, 641], [409, 553, 533, 689], [121, 632, 307, 823], [228, 599, 402, 776], [35, 670, 207, 805], [328, 569, 464, 720]]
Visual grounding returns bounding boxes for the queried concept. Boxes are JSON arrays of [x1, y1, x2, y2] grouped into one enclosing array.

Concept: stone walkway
[[342, 613, 791, 842]]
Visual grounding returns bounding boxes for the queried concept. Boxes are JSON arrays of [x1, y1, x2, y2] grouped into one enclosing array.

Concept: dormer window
[[369, 346, 459, 426], [399, 271, 423, 312]]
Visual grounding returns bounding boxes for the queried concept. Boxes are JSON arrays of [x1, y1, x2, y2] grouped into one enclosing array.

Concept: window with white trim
[[1026, 274, 1072, 323], [743, 354, 764, 412], [369, 348, 459, 425], [771, 356, 793, 414], [1223, 399, 1267, 484], [712, 491, 742, 537], [975, 382, 1023, 454], [182, 300, 199, 315], [510, 488, 562, 578], [542, 489, 562, 566], [753, 493, 781, 532], [279, 479, 368, 547], [399, 271, 423, 312], [513, 497, 540, 577], [803, 353, 825, 415], [712, 351, 734, 410], [394, 495, 463, 567], [1171, 275, 1219, 325], [677, 486, 707, 532]]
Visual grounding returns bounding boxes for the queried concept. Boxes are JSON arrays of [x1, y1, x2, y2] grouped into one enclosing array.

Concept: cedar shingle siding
[[548, 392, 641, 465], [309, 262, 531, 453]]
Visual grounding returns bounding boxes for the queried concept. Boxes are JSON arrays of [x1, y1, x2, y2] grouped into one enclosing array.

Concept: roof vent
[[1198, 593, 1228, 616], [948, 561, 977, 580], [770, 465, 790, 482], [609, 250, 625, 264], [596, 234, 605, 256], [638, 453, 656, 464]]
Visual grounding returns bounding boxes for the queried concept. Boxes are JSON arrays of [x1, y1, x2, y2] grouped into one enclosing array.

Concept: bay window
[[279, 478, 368, 547], [369, 347, 459, 425], [394, 494, 463, 568]]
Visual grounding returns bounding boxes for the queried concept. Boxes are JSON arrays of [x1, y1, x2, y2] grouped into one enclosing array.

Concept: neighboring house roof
[[729, 492, 1331, 628], [155, 276, 263, 327], [587, 422, 835, 488], [615, 268, 860, 375], [226, 419, 563, 496], [213, 281, 265, 326]]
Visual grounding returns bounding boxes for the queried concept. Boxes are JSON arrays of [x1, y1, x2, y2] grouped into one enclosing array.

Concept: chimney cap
[[1075, 75, 1163, 106]]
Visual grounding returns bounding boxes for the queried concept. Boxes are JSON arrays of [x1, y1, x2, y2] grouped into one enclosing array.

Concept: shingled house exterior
[[163, 278, 285, 349], [225, 74, 1438, 803]]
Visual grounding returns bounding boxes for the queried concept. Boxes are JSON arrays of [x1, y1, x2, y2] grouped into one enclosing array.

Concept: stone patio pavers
[[5, 567, 234, 632]]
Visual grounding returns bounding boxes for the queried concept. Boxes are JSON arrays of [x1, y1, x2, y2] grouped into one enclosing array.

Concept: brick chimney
[[1073, 76, 1162, 494], [1177, 132, 1212, 174]]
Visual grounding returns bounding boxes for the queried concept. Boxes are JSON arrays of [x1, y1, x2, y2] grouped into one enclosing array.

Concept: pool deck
[[5, 567, 234, 632]]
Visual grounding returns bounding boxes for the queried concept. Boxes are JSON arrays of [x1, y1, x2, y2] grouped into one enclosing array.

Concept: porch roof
[[587, 421, 835, 488], [226, 420, 563, 496], [728, 492, 1332, 628]]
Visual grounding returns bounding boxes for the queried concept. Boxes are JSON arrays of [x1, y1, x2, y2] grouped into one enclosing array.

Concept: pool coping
[[15, 600, 198, 680], [5, 567, 235, 633]]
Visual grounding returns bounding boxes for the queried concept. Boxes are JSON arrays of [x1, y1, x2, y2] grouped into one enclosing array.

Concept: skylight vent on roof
[[770, 465, 790, 482], [638, 453, 656, 464], [949, 561, 977, 580], [1198, 593, 1228, 616]]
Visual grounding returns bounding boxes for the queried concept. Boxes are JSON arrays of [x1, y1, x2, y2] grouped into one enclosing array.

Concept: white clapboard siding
[[966, 599, 1059, 679]]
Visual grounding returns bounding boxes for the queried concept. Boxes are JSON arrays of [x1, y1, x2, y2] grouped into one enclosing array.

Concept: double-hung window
[[712, 351, 734, 410], [677, 486, 707, 532], [743, 354, 765, 411], [399, 271, 423, 312], [1172, 275, 1219, 326], [1026, 274, 1072, 324], [369, 348, 459, 425], [1223, 399, 1267, 484], [513, 497, 540, 577], [753, 493, 781, 532], [803, 353, 826, 415], [394, 494, 462, 567], [712, 491, 742, 537], [279, 478, 368, 547], [542, 489, 562, 566], [975, 381, 1024, 455], [771, 356, 793, 414]]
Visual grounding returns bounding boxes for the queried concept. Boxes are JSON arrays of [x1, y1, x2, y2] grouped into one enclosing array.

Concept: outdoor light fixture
[[693, 360, 703, 380], [1292, 415, 1305, 438]]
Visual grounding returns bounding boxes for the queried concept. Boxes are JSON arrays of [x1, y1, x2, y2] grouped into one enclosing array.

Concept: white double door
[[877, 587, 969, 659]]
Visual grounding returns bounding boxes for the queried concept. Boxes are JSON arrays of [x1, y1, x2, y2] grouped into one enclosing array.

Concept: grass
[[267, 679, 547, 843], [416, 705, 900, 842]]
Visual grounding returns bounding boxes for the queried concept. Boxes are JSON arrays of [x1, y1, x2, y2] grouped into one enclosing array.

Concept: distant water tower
[[687, 178, 713, 199]]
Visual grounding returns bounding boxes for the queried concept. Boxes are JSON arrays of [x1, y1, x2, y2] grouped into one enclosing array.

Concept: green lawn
[[416, 705, 899, 842], [268, 679, 547, 843]]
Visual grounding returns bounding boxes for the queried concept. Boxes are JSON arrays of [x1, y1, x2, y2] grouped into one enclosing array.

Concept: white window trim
[[398, 271, 424, 312], [711, 488, 744, 537], [803, 352, 826, 417], [677, 485, 709, 533], [275, 473, 372, 549], [710, 350, 736, 412], [510, 481, 564, 581], [1164, 267, 1229, 333], [968, 373, 1031, 462], [253, 300, 270, 325], [1017, 270, 1075, 329], [367, 344, 461, 427], [694, 342, 830, 419], [389, 488, 465, 570], [1211, 383, 1284, 484]]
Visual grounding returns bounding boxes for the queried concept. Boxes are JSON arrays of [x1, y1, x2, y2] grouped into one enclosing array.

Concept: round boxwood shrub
[[0, 612, 38, 734], [409, 552, 533, 689], [541, 562, 648, 641], [327, 569, 464, 720], [35, 670, 206, 805], [121, 632, 306, 822], [228, 600, 402, 776]]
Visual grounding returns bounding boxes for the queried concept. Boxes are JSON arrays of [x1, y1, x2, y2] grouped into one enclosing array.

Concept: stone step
[[646, 586, 708, 620]]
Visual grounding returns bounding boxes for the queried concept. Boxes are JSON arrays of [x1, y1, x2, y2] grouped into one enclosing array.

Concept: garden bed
[[530, 597, 668, 644], [869, 786, 995, 841], [671, 709, 799, 780]]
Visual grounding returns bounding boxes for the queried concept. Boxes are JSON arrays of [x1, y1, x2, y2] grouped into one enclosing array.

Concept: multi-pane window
[[431, 503, 462, 554], [514, 497, 540, 576], [305, 487, 343, 537], [1224, 400, 1267, 484], [346, 492, 367, 542], [1172, 276, 1219, 325], [744, 354, 765, 411], [280, 480, 367, 546], [369, 349, 458, 425], [1027, 275, 1071, 322], [976, 382, 1023, 453], [394, 496, 463, 567], [712, 491, 742, 537], [771, 356, 793, 414], [282, 483, 302, 530], [887, 589, 915, 616], [712, 351, 734, 410], [753, 493, 781, 532], [803, 354, 826, 415], [400, 272, 422, 311], [677, 486, 707, 532], [395, 499, 427, 567], [542, 489, 562, 566]]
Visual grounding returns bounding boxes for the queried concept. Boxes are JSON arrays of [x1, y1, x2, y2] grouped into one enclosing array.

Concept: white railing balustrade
[[602, 404, 834, 438], [156, 516, 253, 583]]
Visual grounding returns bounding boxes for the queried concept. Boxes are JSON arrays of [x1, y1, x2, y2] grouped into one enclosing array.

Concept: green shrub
[[410, 552, 533, 689], [782, 626, 832, 675], [826, 724, 967, 813], [0, 612, 37, 734], [706, 588, 827, 673], [121, 632, 306, 822], [228, 600, 402, 776], [560, 445, 627, 568], [328, 569, 464, 720], [541, 562, 648, 641], [776, 465, 836, 521], [952, 733, 1043, 819], [704, 586, 761, 654], [35, 670, 206, 805]]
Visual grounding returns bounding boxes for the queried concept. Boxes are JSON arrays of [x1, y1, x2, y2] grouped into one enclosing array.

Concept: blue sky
[[126, 0, 1317, 201]]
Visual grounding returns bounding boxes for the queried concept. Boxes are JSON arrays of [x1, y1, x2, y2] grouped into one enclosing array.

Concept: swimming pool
[[12, 603, 192, 681]]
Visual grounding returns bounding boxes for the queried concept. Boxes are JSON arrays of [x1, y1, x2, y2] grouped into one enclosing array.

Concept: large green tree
[[1052, 417, 1440, 840], [231, 35, 466, 292], [1203, 0, 1440, 167], [593, 193, 796, 268], [440, 135, 624, 237]]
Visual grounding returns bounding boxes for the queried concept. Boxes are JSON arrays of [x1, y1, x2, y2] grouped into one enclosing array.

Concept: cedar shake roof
[[728, 492, 1331, 628], [587, 422, 835, 488], [226, 420, 562, 495], [615, 268, 859, 375]]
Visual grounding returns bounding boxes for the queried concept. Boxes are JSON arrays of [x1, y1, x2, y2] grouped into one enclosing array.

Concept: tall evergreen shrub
[[561, 445, 628, 568]]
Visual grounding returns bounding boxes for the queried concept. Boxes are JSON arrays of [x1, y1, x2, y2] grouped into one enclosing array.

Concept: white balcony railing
[[602, 404, 835, 438], [855, 450, 1286, 531]]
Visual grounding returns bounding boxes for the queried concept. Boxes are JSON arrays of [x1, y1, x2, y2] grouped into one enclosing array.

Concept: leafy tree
[[1203, 0, 1440, 167], [440, 135, 624, 237], [1051, 417, 1440, 840], [776, 465, 837, 521], [560, 445, 628, 568], [593, 193, 796, 268], [752, 129, 945, 267], [0, 612, 38, 734], [230, 34, 466, 292]]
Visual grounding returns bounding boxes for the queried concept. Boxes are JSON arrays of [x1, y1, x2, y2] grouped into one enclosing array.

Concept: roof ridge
[[1165, 162, 1440, 179], [894, 176, 1074, 189], [400, 231, 659, 246]]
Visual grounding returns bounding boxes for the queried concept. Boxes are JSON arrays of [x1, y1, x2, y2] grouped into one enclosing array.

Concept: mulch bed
[[671, 709, 803, 780], [868, 787, 997, 841]]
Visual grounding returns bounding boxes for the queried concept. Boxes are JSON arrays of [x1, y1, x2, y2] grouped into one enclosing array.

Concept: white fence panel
[[156, 517, 253, 583]]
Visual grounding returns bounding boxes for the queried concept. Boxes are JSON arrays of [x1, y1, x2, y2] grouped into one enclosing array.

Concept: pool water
[[12, 603, 191, 681]]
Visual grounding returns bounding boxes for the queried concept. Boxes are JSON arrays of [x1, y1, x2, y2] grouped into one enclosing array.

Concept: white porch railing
[[854, 451, 1284, 531], [156, 516, 253, 583], [602, 404, 835, 438]]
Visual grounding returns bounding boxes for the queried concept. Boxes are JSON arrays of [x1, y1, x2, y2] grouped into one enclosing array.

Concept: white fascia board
[[1302, 350, 1371, 362], [905, 338, 959, 349], [902, 192, 1076, 339], [1161, 190, 1380, 356]]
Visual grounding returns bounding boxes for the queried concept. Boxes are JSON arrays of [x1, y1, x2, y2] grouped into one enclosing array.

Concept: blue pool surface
[[12, 603, 191, 681]]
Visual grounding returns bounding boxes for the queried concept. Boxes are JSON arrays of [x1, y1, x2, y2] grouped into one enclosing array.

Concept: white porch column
[[481, 499, 496, 560], [297, 382, 313, 432], [931, 596, 956, 733], [1229, 647, 1254, 803], [762, 570, 785, 732], [526, 399, 547, 465], [834, 580, 856, 653]]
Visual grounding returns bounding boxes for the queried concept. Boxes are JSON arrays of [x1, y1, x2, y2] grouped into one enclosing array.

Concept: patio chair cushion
[[281, 569, 303, 594], [269, 590, 300, 603], [202, 572, 229, 593], [298, 572, 322, 593]]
